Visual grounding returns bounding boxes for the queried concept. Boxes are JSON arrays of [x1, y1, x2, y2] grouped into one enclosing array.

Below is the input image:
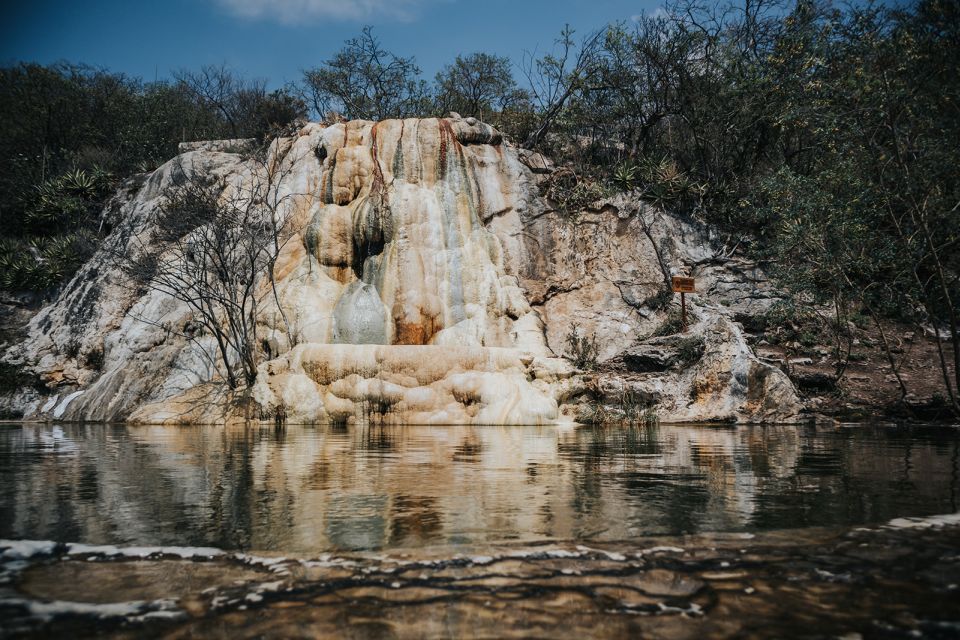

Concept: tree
[[121, 145, 304, 391], [0, 62, 306, 295], [520, 25, 605, 150], [740, 0, 960, 414], [433, 53, 527, 124], [173, 65, 306, 139], [251, 89, 308, 138], [302, 26, 428, 121]]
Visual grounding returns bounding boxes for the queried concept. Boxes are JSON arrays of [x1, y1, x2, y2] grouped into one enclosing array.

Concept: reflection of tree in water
[[0, 435, 15, 534], [620, 424, 663, 456], [687, 429, 748, 530], [565, 426, 759, 535], [622, 473, 711, 534], [453, 432, 482, 463], [388, 495, 443, 546], [257, 441, 300, 551], [205, 427, 255, 551], [565, 428, 606, 533], [77, 463, 99, 501], [359, 425, 398, 453], [304, 457, 332, 491], [1, 425, 239, 546], [749, 426, 960, 530], [2, 423, 959, 551], [0, 428, 95, 542]]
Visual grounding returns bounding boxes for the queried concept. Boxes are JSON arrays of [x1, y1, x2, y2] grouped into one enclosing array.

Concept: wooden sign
[[671, 276, 696, 293]]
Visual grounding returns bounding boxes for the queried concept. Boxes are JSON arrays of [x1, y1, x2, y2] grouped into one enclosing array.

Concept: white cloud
[[214, 0, 430, 24], [631, 7, 671, 22]]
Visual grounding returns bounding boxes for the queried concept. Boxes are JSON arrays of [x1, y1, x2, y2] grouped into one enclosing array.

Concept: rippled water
[[0, 422, 957, 553]]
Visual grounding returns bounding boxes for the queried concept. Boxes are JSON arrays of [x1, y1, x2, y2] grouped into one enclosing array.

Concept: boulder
[[621, 336, 701, 372]]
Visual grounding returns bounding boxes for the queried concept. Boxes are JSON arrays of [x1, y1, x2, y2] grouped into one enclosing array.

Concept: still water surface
[[1, 422, 957, 553]]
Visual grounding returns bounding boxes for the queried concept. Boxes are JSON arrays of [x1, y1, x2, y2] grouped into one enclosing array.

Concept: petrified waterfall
[[247, 117, 573, 425], [301, 118, 537, 350]]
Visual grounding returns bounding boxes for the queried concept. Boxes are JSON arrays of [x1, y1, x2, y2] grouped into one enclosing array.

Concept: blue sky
[[1, 0, 662, 88]]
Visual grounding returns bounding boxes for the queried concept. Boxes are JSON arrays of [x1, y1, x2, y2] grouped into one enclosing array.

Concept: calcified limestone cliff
[[3, 116, 800, 424]]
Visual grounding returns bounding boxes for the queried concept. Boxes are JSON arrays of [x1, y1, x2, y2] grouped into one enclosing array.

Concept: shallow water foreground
[[0, 421, 959, 638], [2, 516, 960, 639]]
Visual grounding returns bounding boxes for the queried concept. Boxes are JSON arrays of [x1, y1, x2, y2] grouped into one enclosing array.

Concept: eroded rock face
[[2, 117, 800, 424], [509, 183, 800, 423], [622, 336, 700, 373]]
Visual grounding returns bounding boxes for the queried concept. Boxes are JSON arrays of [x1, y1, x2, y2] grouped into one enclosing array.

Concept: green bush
[[641, 288, 672, 311], [542, 168, 612, 215], [651, 309, 698, 337], [761, 301, 829, 347], [565, 323, 601, 370]]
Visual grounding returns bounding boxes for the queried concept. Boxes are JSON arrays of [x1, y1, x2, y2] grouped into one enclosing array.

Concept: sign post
[[671, 276, 696, 330]]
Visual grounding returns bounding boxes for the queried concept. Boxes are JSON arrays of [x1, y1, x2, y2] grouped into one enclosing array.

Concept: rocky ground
[[588, 306, 958, 423], [2, 514, 959, 639], [748, 320, 957, 421]]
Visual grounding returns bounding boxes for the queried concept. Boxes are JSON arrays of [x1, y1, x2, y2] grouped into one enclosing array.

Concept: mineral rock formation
[[2, 116, 800, 424], [236, 117, 573, 425], [511, 186, 801, 423]]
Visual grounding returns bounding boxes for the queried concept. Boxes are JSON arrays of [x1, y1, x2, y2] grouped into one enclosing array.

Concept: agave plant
[[0, 239, 29, 291], [612, 162, 639, 192], [26, 181, 84, 229], [0, 234, 94, 291], [60, 168, 99, 195], [23, 167, 112, 230], [637, 156, 706, 211]]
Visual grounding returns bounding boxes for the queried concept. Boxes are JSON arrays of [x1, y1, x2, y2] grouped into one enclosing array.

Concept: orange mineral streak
[[273, 235, 306, 282], [392, 316, 438, 346], [327, 265, 354, 286], [369, 121, 386, 196], [437, 118, 461, 181]]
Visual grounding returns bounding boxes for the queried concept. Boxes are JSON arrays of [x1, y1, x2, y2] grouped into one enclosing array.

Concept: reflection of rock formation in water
[[5, 116, 799, 424], [3, 424, 957, 553]]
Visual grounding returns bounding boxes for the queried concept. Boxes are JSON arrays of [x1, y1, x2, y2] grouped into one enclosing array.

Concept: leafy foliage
[[565, 323, 601, 370], [0, 1, 956, 411], [0, 166, 107, 291], [434, 53, 528, 123], [0, 62, 305, 294], [652, 309, 696, 337], [503, 0, 959, 413], [542, 168, 612, 215], [302, 26, 429, 121]]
